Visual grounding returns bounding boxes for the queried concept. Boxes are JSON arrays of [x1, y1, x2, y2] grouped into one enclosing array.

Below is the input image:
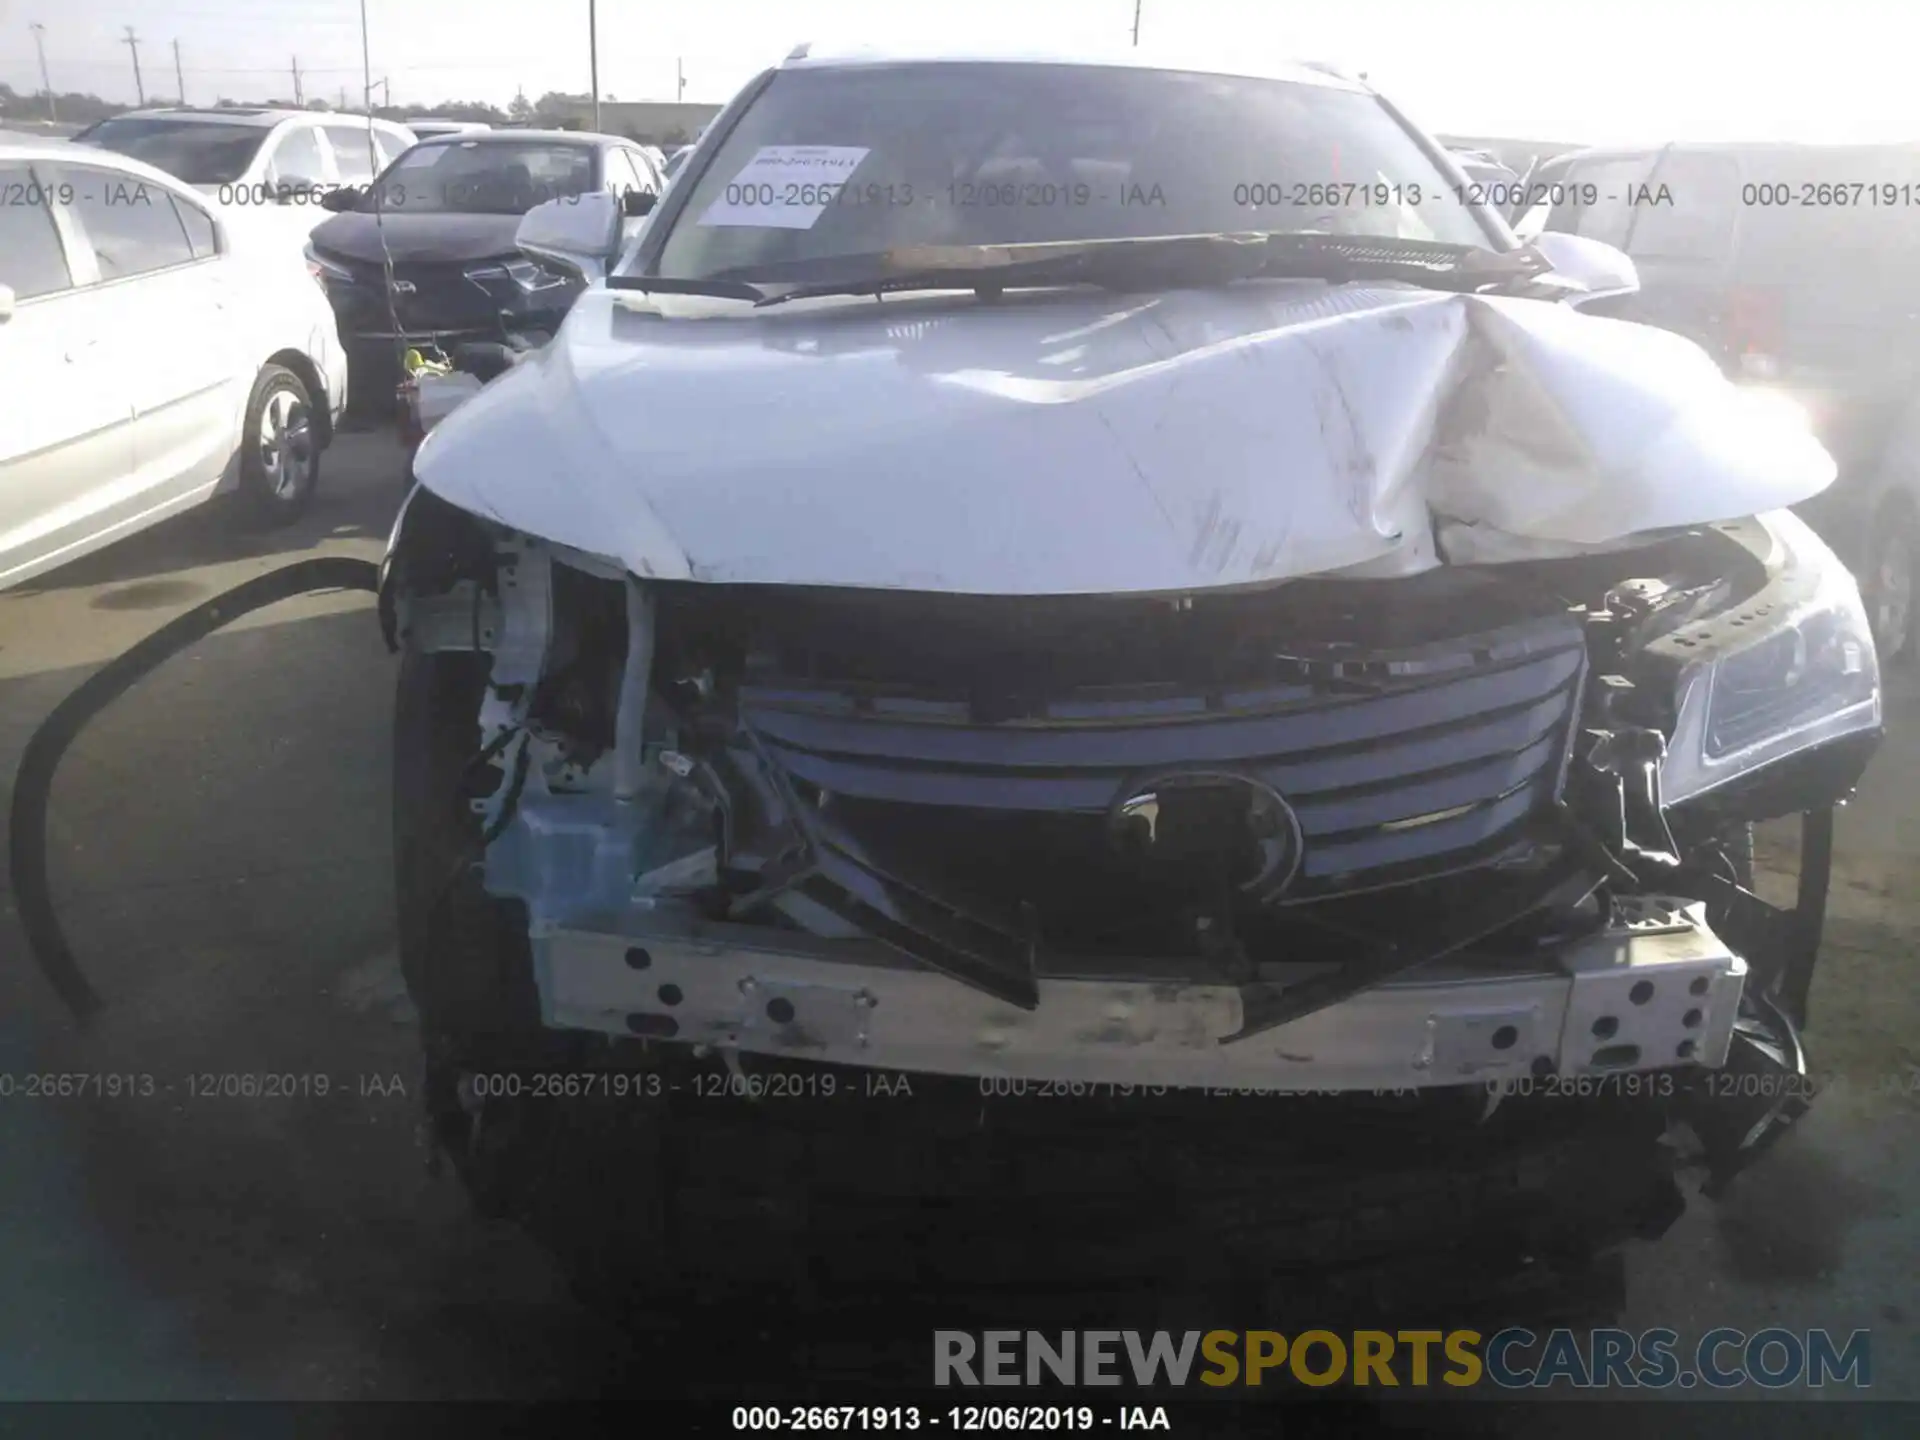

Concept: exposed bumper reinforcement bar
[[531, 897, 1745, 1091]]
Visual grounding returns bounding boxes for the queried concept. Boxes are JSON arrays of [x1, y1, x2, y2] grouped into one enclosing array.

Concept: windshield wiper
[[736, 232, 1555, 309], [605, 274, 769, 301]]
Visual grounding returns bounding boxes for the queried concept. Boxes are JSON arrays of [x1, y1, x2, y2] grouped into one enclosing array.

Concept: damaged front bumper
[[384, 496, 1880, 1199], [532, 895, 1744, 1092]]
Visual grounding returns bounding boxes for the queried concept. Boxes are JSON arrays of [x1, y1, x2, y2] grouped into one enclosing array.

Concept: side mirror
[[515, 192, 623, 285], [1528, 231, 1640, 306], [0, 283, 15, 324], [621, 187, 657, 218], [322, 185, 363, 213]]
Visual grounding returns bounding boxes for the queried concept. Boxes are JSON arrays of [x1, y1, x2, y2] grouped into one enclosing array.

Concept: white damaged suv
[[378, 46, 1882, 1308]]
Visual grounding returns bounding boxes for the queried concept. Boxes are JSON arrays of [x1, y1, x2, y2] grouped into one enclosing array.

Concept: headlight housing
[[1660, 511, 1881, 806], [464, 258, 570, 293], [302, 241, 354, 288]]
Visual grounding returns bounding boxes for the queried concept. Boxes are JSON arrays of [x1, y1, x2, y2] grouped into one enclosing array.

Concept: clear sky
[[0, 0, 1912, 145]]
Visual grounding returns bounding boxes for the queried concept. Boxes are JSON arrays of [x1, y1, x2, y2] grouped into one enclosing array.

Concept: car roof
[[1545, 139, 1920, 166], [404, 128, 623, 147], [777, 42, 1367, 91], [93, 106, 411, 131], [0, 139, 84, 165]]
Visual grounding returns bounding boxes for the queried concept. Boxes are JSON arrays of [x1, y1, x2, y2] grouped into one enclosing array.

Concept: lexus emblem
[[1105, 768, 1304, 899]]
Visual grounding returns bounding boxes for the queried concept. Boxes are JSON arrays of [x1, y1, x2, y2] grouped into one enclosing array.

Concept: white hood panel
[[412, 281, 1835, 594]]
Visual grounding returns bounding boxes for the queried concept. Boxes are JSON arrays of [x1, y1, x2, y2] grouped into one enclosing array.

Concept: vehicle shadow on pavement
[[0, 608, 636, 1400]]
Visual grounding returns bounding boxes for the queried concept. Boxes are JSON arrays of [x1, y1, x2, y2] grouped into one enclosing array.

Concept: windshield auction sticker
[[698, 145, 871, 228]]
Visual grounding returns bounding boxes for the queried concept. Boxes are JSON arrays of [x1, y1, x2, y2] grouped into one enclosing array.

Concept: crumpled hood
[[307, 211, 524, 266], [412, 280, 1836, 594]]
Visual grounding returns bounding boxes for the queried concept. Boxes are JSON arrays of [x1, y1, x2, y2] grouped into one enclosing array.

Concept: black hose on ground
[[9, 556, 383, 1023]]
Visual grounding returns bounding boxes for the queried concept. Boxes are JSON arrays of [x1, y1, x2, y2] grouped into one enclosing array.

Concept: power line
[[122, 25, 145, 105]]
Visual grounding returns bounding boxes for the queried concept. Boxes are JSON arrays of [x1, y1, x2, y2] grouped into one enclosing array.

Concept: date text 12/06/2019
[[0, 1072, 411, 1101], [730, 1405, 1173, 1431]]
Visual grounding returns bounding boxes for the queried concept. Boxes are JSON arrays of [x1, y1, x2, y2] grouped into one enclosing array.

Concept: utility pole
[[123, 26, 145, 106], [588, 0, 600, 130], [677, 57, 685, 101], [291, 55, 304, 106], [1131, 0, 1142, 46], [29, 22, 57, 123], [173, 39, 185, 105], [339, 84, 347, 110]]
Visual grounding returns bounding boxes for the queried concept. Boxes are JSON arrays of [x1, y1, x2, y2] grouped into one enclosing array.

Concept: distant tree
[[509, 90, 534, 121], [0, 80, 520, 130], [533, 89, 589, 125], [0, 82, 128, 124]]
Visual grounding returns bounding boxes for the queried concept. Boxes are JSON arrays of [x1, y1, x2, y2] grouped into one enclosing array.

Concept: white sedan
[[0, 142, 349, 590]]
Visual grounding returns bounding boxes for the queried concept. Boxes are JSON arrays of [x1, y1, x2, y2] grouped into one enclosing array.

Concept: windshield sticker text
[[698, 145, 872, 229]]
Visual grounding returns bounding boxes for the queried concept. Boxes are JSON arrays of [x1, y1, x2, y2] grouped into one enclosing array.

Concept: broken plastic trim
[[1220, 847, 1602, 1043], [9, 558, 384, 1021], [1683, 990, 1815, 1199]]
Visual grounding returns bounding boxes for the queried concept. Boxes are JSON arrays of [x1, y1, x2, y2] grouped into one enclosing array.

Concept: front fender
[[378, 481, 500, 651]]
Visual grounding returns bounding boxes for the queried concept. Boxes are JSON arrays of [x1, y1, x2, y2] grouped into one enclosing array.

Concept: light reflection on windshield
[[648, 63, 1494, 282]]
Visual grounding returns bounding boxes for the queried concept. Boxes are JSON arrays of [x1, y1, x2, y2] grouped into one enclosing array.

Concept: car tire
[[235, 363, 322, 527], [1862, 498, 1917, 666]]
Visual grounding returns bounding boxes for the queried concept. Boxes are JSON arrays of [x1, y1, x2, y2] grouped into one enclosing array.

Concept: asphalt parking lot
[[1, 430, 1918, 1413]]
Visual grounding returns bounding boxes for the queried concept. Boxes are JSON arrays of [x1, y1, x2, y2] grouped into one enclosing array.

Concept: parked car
[[662, 144, 693, 181], [1519, 141, 1920, 658], [405, 119, 493, 140], [71, 108, 418, 249], [376, 45, 1879, 1308], [0, 142, 348, 589], [1446, 146, 1521, 193], [303, 129, 663, 408]]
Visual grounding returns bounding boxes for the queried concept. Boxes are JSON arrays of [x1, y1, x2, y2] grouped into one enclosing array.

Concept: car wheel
[[235, 363, 321, 527], [1863, 500, 1917, 665]]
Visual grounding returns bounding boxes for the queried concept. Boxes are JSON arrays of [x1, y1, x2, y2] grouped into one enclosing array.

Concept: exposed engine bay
[[381, 493, 1881, 1200]]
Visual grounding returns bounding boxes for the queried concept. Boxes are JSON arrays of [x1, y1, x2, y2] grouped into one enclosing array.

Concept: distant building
[[546, 99, 723, 145]]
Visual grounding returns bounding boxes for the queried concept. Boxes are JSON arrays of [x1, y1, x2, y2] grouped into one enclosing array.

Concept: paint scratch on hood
[[412, 281, 1836, 596]]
